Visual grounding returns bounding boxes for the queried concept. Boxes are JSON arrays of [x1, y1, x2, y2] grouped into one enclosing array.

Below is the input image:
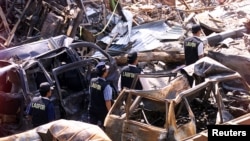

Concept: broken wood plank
[[208, 13, 223, 23], [180, 0, 190, 10], [114, 52, 185, 65], [0, 6, 10, 33], [183, 6, 216, 12], [4, 0, 32, 47]]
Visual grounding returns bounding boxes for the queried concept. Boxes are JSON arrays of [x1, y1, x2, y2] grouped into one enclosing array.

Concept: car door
[[52, 60, 93, 120]]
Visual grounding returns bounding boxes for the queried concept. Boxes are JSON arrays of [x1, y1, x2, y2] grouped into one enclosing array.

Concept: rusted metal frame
[[165, 101, 169, 129], [4, 0, 32, 47], [183, 96, 195, 122], [130, 73, 139, 89], [141, 105, 151, 125], [125, 91, 132, 120], [129, 73, 178, 92], [214, 82, 224, 124], [202, 83, 213, 101], [175, 81, 210, 104], [123, 90, 143, 120], [175, 72, 241, 104], [128, 95, 142, 114], [135, 73, 178, 79]]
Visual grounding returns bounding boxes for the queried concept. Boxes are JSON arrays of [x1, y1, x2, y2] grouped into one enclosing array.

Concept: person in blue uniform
[[27, 82, 55, 127], [88, 62, 112, 129], [184, 24, 204, 66], [183, 24, 205, 87], [118, 51, 143, 91]]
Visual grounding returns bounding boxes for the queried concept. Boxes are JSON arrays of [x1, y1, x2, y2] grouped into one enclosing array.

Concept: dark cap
[[192, 24, 201, 33], [127, 52, 138, 64], [96, 62, 109, 75], [39, 82, 53, 93]]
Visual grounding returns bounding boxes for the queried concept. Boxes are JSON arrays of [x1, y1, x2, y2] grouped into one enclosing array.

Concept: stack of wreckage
[[1, 0, 250, 140]]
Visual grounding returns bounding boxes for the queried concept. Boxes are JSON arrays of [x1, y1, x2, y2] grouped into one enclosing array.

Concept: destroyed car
[[34, 41, 120, 93], [0, 38, 119, 137], [51, 59, 119, 120], [0, 59, 55, 137], [104, 57, 250, 141], [33, 41, 119, 120]]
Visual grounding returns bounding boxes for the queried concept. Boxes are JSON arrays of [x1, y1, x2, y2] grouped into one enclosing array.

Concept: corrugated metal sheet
[[103, 20, 184, 53]]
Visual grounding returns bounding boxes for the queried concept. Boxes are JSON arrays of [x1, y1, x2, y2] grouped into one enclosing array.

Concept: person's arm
[[118, 75, 121, 93], [197, 42, 204, 59], [104, 84, 113, 111], [105, 100, 112, 111], [26, 103, 32, 120]]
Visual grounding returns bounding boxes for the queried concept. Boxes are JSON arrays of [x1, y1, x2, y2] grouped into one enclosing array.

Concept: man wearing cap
[[88, 62, 112, 129], [118, 51, 143, 91], [183, 24, 204, 66], [27, 82, 55, 127]]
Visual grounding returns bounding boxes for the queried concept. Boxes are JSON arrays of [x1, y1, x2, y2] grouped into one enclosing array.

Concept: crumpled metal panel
[[122, 120, 168, 141], [130, 21, 184, 52], [131, 20, 183, 40], [208, 51, 250, 86], [0, 35, 72, 60], [105, 20, 185, 53]]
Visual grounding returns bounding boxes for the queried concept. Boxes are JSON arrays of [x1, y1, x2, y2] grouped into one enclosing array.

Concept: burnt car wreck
[[104, 57, 250, 141], [0, 36, 119, 137]]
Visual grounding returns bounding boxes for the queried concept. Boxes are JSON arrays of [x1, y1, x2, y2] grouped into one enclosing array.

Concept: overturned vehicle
[[104, 57, 250, 141], [0, 37, 119, 137]]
